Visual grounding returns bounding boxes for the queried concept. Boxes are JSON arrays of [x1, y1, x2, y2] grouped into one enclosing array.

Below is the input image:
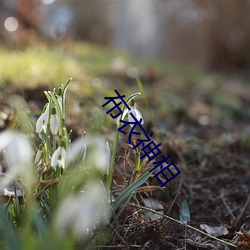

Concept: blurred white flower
[[50, 106, 60, 135], [67, 135, 110, 173], [91, 137, 110, 173], [51, 145, 67, 169], [54, 182, 109, 240], [36, 103, 50, 133], [0, 130, 33, 190]]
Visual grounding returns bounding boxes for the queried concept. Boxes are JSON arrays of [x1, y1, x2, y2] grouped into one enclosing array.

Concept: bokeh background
[[2, 0, 250, 72]]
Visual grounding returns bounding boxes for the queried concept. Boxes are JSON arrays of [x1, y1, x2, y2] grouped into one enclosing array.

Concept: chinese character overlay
[[151, 162, 181, 187], [140, 141, 162, 161], [102, 89, 130, 119], [118, 112, 145, 142], [102, 90, 181, 187], [149, 155, 171, 172]]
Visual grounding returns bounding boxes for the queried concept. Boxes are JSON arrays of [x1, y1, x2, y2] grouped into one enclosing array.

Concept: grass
[[0, 42, 130, 87], [0, 41, 209, 86]]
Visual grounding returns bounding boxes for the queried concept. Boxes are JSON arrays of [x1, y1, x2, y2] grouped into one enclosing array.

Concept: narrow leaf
[[112, 170, 152, 211]]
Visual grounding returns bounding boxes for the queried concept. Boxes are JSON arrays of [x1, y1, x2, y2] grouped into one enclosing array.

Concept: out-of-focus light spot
[[91, 78, 103, 88], [50, 24, 66, 40], [4, 17, 18, 32], [126, 67, 139, 79], [198, 115, 210, 126], [111, 57, 127, 74], [41, 0, 55, 5]]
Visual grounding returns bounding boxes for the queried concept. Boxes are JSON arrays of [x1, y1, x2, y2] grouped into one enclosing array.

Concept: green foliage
[[0, 80, 152, 249]]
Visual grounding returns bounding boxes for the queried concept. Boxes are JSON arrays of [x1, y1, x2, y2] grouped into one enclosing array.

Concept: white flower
[[0, 130, 33, 190], [51, 145, 67, 169], [57, 95, 63, 112], [36, 104, 50, 134], [91, 137, 110, 173], [35, 149, 42, 164], [117, 102, 144, 126], [35, 144, 43, 164], [67, 135, 110, 173], [56, 87, 63, 112], [50, 106, 60, 135], [54, 182, 109, 240]]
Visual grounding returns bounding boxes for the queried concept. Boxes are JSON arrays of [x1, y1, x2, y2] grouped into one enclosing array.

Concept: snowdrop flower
[[91, 137, 110, 173], [54, 182, 109, 240], [36, 103, 50, 133], [0, 130, 33, 190], [35, 144, 43, 165], [57, 87, 63, 111], [67, 135, 110, 173], [118, 99, 144, 126], [51, 143, 67, 169], [50, 106, 59, 135]]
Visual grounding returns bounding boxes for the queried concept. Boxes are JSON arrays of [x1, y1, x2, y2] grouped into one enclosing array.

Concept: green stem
[[49, 92, 63, 136], [45, 98, 53, 164], [61, 78, 71, 127], [52, 134, 56, 152], [135, 152, 141, 173], [106, 123, 120, 197]]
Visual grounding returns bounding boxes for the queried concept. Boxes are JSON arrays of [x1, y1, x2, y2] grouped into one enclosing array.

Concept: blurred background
[[1, 0, 250, 72]]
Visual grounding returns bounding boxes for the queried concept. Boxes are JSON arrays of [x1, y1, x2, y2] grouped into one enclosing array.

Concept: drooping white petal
[[116, 108, 129, 125], [0, 130, 33, 190], [0, 130, 14, 151], [67, 136, 88, 163], [41, 121, 48, 133], [57, 96, 63, 112], [36, 104, 50, 133], [35, 149, 43, 164], [92, 138, 110, 173], [50, 114, 59, 135], [51, 146, 67, 169], [36, 113, 45, 133], [54, 182, 109, 240], [128, 107, 144, 125], [58, 148, 67, 169], [5, 133, 32, 170], [67, 136, 110, 173], [121, 108, 129, 121], [51, 146, 61, 168]]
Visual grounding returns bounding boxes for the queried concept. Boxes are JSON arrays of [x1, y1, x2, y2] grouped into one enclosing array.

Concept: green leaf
[[179, 199, 191, 222], [0, 208, 21, 250], [32, 209, 45, 237], [112, 170, 152, 211], [125, 92, 141, 105]]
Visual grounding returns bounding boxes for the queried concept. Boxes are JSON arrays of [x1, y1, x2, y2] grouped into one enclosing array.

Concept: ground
[[0, 42, 249, 249]]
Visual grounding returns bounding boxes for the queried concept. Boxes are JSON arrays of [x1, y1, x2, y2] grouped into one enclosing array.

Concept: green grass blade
[[0, 208, 21, 250], [112, 192, 133, 225], [112, 171, 152, 211]]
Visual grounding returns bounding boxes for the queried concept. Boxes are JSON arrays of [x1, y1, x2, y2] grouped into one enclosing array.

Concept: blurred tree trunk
[[204, 0, 250, 71], [15, 0, 42, 45], [0, 0, 42, 46]]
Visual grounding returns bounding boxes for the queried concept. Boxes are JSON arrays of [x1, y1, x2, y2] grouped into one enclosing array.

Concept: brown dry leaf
[[237, 231, 250, 248]]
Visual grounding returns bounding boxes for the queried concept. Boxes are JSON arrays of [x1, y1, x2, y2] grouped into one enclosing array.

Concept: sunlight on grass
[[0, 45, 85, 86]]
